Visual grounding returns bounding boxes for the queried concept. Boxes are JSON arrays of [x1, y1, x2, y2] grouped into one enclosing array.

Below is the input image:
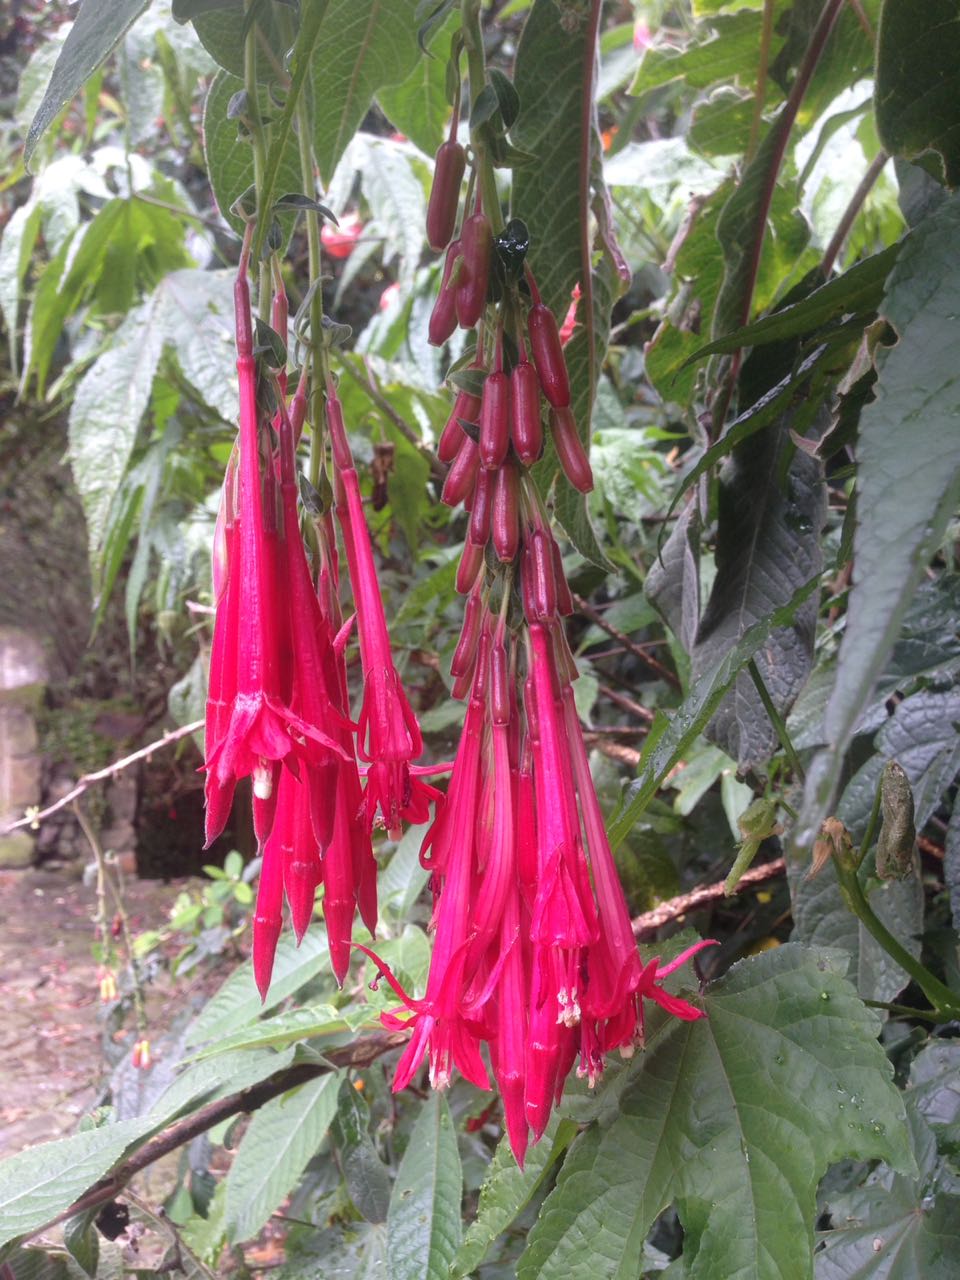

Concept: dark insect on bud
[[426, 139, 466, 251]]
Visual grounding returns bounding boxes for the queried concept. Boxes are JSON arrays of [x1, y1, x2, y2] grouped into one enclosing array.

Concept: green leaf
[[816, 1098, 960, 1278], [203, 70, 303, 242], [789, 859, 924, 1005], [378, 13, 458, 157], [333, 1084, 393, 1224], [225, 1073, 343, 1243], [185, 928, 333, 1047], [795, 192, 960, 853], [386, 1092, 462, 1280], [608, 577, 819, 850], [452, 1115, 577, 1277], [192, 1003, 371, 1057], [908, 1040, 960, 1152], [188, 0, 288, 81], [683, 243, 902, 364], [0, 1116, 159, 1249], [310, 0, 422, 183], [518, 944, 914, 1280], [68, 296, 166, 567], [24, 0, 152, 166], [646, 502, 701, 653], [690, 419, 824, 770], [147, 1046, 298, 1126], [876, 0, 960, 188]]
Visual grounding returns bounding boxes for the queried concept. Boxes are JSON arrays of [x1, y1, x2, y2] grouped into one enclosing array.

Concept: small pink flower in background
[[559, 283, 581, 346], [379, 281, 401, 311], [633, 19, 652, 51], [321, 212, 364, 260]]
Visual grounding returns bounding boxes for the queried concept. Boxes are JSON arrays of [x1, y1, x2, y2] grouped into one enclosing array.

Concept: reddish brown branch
[[573, 592, 680, 688], [632, 857, 786, 939], [23, 1030, 410, 1243]]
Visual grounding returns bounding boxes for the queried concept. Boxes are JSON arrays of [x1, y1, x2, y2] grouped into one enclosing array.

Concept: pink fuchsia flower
[[327, 382, 436, 838], [321, 212, 364, 260], [204, 262, 305, 847]]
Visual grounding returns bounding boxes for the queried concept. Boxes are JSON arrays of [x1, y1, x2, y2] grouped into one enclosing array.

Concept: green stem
[[833, 858, 960, 1019], [747, 658, 806, 782], [856, 769, 884, 870], [461, 0, 503, 234], [244, 0, 271, 311], [747, 0, 775, 161], [294, 94, 330, 491], [863, 999, 941, 1024]]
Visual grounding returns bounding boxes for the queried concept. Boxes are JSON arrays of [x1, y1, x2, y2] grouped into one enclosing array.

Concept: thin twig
[[746, 659, 806, 782], [23, 1031, 410, 1242], [597, 683, 656, 724], [820, 149, 889, 276], [339, 358, 445, 486], [573, 592, 680, 688], [0, 720, 204, 836], [846, 0, 874, 41], [632, 857, 786, 939]]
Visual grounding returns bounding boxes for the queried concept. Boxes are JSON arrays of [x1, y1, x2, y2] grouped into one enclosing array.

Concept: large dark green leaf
[[25, 0, 152, 166], [691, 420, 825, 770], [517, 944, 913, 1280], [608, 577, 820, 849], [310, 0, 422, 183], [795, 192, 960, 854], [386, 1092, 463, 1280], [333, 1084, 393, 1224], [817, 1099, 960, 1278], [683, 243, 901, 363], [876, 0, 960, 188]]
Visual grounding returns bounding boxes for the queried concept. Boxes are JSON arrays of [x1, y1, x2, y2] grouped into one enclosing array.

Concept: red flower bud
[[456, 535, 485, 594], [479, 370, 509, 470], [492, 459, 520, 562], [490, 638, 511, 726], [426, 139, 466, 251], [510, 360, 542, 465], [549, 406, 593, 493], [528, 304, 570, 408], [529, 529, 557, 619], [429, 240, 463, 346], [441, 434, 480, 507], [551, 536, 575, 615], [451, 585, 483, 679], [469, 467, 494, 544], [438, 387, 481, 462], [456, 213, 492, 329]]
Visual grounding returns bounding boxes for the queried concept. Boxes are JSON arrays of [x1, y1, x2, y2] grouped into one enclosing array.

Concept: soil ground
[[0, 864, 192, 1159]]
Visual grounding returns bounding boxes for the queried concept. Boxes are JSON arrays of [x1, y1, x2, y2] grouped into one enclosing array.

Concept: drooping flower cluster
[[203, 231, 431, 993], [357, 140, 715, 1163]]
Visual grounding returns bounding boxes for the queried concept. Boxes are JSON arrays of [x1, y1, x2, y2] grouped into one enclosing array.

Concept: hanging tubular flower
[[326, 380, 437, 839], [204, 247, 344, 850]]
